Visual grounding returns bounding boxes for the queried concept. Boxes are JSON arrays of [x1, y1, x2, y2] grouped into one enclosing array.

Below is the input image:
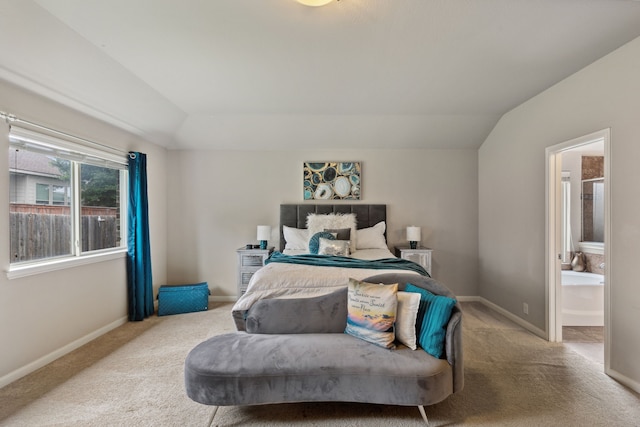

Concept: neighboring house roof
[[8, 149, 62, 178]]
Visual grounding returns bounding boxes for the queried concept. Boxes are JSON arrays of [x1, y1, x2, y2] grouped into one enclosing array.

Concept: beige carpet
[[563, 326, 605, 366], [1, 301, 639, 427]]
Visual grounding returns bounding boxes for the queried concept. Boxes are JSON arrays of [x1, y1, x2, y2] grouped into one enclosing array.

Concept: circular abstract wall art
[[303, 162, 361, 200]]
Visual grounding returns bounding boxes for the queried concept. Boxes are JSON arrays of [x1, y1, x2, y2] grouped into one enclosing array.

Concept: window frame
[[7, 126, 129, 279]]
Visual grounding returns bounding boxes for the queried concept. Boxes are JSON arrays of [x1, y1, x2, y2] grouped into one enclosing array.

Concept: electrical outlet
[[523, 303, 529, 315]]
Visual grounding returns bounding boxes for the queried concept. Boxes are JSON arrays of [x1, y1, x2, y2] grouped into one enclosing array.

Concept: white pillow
[[307, 213, 357, 253], [395, 291, 421, 350], [283, 225, 309, 251], [318, 237, 350, 257], [356, 221, 387, 249]]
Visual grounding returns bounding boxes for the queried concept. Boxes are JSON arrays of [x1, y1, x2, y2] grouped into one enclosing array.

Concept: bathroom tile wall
[[584, 252, 604, 274], [581, 156, 604, 180]]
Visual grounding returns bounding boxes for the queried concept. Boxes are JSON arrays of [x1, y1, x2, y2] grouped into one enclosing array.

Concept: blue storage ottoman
[[158, 282, 210, 316]]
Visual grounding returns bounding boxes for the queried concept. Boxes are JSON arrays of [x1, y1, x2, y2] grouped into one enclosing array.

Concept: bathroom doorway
[[546, 129, 610, 370]]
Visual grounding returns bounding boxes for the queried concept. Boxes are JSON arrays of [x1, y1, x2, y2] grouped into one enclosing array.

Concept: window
[[8, 126, 128, 269], [35, 183, 70, 205], [52, 185, 69, 205], [35, 183, 50, 204]]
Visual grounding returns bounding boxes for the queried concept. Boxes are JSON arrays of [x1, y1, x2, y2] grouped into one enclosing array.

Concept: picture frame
[[303, 162, 361, 200]]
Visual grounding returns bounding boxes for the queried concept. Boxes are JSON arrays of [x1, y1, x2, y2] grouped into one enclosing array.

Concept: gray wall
[[165, 149, 479, 299], [479, 36, 640, 386], [0, 80, 168, 385]]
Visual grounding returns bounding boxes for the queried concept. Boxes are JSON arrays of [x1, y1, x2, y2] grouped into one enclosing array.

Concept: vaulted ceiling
[[1, 0, 640, 150]]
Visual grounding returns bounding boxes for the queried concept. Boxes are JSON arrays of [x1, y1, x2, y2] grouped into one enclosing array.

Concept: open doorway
[[546, 129, 610, 371]]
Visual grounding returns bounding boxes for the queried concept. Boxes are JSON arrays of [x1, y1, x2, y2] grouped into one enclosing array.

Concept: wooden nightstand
[[394, 246, 433, 277], [236, 247, 273, 297]]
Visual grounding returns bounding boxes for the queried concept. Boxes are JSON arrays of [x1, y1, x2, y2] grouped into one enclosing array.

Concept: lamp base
[[260, 240, 268, 250], [409, 241, 418, 249]]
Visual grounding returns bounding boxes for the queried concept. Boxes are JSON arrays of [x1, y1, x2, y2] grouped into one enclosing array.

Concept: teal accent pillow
[[309, 231, 335, 254], [405, 283, 456, 358]]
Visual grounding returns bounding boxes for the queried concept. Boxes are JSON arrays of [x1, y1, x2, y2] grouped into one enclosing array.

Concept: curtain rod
[[1, 110, 132, 158]]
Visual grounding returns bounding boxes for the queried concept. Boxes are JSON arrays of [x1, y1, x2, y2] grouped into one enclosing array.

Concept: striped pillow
[[404, 283, 456, 358]]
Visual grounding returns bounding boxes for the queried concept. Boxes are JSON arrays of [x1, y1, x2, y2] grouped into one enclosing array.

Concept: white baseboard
[[459, 295, 547, 339], [606, 367, 640, 394], [0, 315, 128, 388]]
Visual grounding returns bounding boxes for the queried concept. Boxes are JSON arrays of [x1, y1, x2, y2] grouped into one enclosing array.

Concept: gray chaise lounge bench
[[184, 273, 463, 426]]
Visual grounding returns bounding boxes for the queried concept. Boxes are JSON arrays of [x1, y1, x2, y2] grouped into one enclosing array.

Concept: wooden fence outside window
[[9, 204, 120, 263]]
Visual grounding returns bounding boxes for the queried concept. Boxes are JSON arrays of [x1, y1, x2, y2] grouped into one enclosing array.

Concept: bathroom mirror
[[582, 178, 604, 243], [560, 172, 572, 263]]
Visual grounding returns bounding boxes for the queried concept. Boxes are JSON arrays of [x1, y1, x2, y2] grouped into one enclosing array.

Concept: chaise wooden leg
[[418, 405, 430, 426], [206, 406, 219, 427]]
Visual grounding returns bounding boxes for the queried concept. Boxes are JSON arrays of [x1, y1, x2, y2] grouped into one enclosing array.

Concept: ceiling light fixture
[[296, 0, 334, 7]]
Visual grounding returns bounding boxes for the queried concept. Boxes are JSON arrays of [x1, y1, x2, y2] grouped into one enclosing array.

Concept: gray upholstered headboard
[[279, 204, 386, 251]]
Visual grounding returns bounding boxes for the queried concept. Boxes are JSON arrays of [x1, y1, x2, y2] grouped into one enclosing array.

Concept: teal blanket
[[265, 251, 430, 277]]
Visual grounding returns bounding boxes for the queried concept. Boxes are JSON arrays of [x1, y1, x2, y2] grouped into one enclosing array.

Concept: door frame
[[545, 128, 610, 370]]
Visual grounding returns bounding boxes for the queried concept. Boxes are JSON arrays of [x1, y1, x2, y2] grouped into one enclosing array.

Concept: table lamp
[[407, 226, 421, 249], [257, 225, 271, 250]]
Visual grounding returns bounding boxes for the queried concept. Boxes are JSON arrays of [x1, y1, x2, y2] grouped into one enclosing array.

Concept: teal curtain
[[127, 152, 154, 321]]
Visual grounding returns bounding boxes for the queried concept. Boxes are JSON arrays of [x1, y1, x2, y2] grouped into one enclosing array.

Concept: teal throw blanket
[[265, 251, 429, 277]]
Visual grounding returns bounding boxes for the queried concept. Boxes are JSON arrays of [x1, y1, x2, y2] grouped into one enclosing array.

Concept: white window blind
[[9, 125, 128, 169]]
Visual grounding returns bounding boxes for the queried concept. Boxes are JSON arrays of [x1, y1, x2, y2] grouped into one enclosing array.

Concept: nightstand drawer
[[236, 247, 273, 298], [241, 254, 266, 268], [240, 271, 255, 286]]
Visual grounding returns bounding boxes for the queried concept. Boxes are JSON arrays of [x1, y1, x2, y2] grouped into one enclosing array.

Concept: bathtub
[[561, 270, 604, 326]]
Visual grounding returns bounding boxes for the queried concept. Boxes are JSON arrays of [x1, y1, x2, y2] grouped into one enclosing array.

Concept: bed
[[187, 204, 463, 425], [231, 204, 427, 330]]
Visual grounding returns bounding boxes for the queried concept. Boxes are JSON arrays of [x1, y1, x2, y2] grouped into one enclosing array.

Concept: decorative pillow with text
[[345, 278, 398, 349]]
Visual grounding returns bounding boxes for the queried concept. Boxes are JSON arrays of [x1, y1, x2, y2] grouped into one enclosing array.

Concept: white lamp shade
[[406, 226, 421, 242], [257, 225, 271, 241]]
